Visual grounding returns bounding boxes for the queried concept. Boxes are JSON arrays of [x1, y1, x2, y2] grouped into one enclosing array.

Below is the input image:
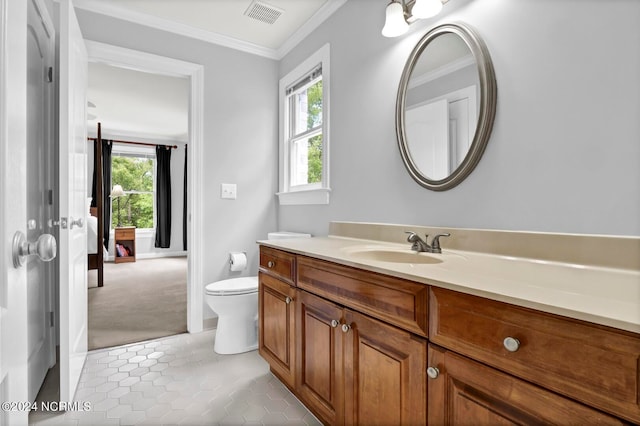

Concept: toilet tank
[[267, 231, 312, 240]]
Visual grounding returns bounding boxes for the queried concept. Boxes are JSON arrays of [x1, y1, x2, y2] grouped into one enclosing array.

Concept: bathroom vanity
[[257, 222, 640, 425]]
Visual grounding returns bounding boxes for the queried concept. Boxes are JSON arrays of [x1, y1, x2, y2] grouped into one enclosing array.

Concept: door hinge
[[47, 67, 53, 83], [49, 311, 54, 327], [47, 189, 53, 205]]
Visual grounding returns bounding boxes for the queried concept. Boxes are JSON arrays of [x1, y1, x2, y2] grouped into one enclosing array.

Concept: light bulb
[[381, 1, 409, 38], [411, 0, 443, 19]]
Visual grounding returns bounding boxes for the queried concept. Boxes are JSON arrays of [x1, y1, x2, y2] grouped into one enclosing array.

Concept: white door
[[27, 0, 56, 403], [1, 1, 30, 424], [58, 0, 88, 402]]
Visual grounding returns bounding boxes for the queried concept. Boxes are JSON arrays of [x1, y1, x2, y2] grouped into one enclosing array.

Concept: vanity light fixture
[[382, 0, 446, 38]]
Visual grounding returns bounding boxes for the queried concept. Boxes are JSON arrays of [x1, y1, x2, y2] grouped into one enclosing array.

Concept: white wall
[[74, 9, 279, 317], [278, 0, 640, 237]]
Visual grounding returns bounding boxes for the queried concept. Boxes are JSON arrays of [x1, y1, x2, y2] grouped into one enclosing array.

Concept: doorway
[[33, 39, 205, 409], [85, 40, 205, 335]]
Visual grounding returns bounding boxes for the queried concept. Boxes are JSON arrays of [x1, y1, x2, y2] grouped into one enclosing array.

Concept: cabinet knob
[[267, 260, 275, 268], [427, 366, 440, 379], [341, 323, 351, 333], [285, 296, 292, 304], [503, 336, 520, 352], [330, 319, 339, 328]]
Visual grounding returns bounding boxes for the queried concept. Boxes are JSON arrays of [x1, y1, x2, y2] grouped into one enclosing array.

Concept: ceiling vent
[[244, 0, 284, 25]]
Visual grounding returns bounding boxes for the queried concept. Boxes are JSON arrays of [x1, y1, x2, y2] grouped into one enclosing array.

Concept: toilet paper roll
[[229, 252, 247, 272]]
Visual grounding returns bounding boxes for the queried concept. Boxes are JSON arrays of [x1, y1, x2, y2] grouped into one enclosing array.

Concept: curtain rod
[[87, 137, 180, 150]]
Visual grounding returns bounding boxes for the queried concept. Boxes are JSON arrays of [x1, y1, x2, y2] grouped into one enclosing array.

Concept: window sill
[[277, 188, 331, 205]]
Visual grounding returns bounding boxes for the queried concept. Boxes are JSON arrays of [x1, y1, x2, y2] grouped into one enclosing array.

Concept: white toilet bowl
[[205, 277, 259, 354], [205, 231, 311, 355]]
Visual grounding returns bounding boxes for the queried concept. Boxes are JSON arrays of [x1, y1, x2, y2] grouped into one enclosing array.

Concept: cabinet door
[[343, 309, 427, 426], [296, 290, 344, 425], [428, 344, 626, 425], [258, 272, 296, 389]]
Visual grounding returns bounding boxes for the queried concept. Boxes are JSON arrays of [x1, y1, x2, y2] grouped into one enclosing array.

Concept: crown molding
[[69, 0, 347, 60], [277, 0, 348, 58]]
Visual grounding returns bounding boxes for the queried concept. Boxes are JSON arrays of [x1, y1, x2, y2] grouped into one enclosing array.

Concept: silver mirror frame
[[396, 22, 497, 191]]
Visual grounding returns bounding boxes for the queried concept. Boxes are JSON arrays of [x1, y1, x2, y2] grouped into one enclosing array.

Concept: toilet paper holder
[[229, 251, 247, 271]]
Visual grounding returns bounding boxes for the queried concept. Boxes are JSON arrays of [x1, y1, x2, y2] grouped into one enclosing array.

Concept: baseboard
[[137, 251, 188, 260], [106, 251, 187, 262]]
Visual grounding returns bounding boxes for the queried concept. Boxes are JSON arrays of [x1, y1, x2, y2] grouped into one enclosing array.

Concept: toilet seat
[[205, 276, 258, 296]]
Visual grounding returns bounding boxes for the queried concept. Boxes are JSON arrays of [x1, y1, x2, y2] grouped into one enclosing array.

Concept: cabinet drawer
[[297, 256, 428, 336], [259, 246, 295, 284], [429, 287, 640, 423], [116, 228, 135, 240], [428, 344, 625, 425]]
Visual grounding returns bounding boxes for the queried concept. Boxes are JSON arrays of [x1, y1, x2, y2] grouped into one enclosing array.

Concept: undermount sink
[[347, 248, 443, 265]]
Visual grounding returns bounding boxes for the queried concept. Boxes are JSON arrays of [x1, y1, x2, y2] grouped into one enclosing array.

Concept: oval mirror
[[396, 22, 497, 191]]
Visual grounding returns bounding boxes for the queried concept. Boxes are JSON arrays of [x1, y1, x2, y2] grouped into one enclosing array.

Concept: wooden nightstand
[[114, 227, 136, 263]]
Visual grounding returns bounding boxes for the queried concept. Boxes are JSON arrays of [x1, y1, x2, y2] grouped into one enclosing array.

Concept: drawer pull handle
[[503, 337, 520, 352], [330, 320, 339, 328], [285, 296, 292, 304], [341, 323, 351, 333], [427, 367, 439, 379], [267, 261, 275, 268]]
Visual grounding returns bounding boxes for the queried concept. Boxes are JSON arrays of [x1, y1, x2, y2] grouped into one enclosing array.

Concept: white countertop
[[258, 236, 640, 334]]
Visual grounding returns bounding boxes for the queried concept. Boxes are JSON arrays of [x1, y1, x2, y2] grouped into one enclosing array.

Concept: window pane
[[291, 133, 322, 186], [293, 79, 322, 135], [111, 155, 154, 228], [112, 193, 154, 229]]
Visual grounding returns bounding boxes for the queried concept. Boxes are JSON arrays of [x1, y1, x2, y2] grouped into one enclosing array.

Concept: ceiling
[[75, 0, 347, 59], [82, 0, 348, 142]]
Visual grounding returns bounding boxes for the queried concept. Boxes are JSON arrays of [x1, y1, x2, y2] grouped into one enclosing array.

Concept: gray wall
[[74, 9, 279, 316], [278, 0, 640, 237]]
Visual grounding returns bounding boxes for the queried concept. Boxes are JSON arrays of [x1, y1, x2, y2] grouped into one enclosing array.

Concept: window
[[111, 146, 155, 229], [278, 44, 330, 205]]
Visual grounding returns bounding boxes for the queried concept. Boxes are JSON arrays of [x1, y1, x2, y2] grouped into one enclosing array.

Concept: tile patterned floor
[[29, 330, 320, 425]]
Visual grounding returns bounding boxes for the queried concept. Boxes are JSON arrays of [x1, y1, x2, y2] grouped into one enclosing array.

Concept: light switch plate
[[220, 183, 237, 199]]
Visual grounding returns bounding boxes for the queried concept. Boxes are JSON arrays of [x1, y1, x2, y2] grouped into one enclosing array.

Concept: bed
[[88, 123, 105, 287]]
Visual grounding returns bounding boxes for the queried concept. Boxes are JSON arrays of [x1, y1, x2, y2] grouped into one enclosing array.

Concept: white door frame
[[85, 41, 204, 333]]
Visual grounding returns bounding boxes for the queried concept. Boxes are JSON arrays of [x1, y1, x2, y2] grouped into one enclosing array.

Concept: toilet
[[205, 231, 311, 354]]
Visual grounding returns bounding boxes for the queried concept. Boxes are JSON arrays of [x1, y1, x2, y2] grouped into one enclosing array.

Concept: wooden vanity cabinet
[[296, 289, 427, 426], [427, 344, 626, 425], [258, 245, 639, 425], [258, 247, 297, 389]]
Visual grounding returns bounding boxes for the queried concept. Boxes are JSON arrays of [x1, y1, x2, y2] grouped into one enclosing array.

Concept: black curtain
[[91, 140, 98, 207], [155, 145, 172, 248], [183, 145, 187, 251], [91, 140, 112, 248]]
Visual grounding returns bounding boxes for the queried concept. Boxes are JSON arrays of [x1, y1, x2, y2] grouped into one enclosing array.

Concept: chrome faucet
[[405, 231, 450, 254]]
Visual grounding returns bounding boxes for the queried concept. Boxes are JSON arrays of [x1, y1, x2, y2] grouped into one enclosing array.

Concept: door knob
[[12, 232, 57, 268], [70, 217, 84, 229]]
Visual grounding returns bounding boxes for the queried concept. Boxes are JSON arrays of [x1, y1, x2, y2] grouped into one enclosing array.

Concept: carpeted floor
[[87, 257, 187, 350]]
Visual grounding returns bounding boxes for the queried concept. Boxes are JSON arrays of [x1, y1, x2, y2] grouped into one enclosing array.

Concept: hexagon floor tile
[[29, 330, 321, 426]]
